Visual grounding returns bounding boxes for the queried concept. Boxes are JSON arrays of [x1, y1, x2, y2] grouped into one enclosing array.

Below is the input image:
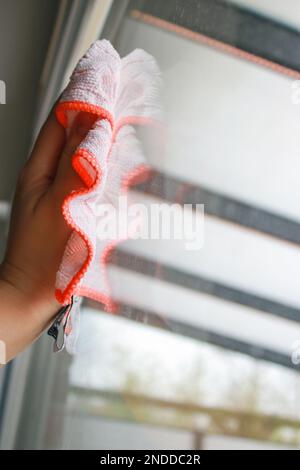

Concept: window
[[2, 0, 300, 450]]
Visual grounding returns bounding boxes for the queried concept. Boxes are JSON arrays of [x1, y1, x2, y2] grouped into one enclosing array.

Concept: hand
[[0, 104, 93, 362]]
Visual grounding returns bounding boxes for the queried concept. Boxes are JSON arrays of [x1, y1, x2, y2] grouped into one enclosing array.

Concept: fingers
[[50, 112, 96, 204], [24, 98, 65, 184], [21, 103, 96, 208]]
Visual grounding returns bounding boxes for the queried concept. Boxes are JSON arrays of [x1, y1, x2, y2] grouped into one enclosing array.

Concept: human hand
[[0, 105, 93, 360]]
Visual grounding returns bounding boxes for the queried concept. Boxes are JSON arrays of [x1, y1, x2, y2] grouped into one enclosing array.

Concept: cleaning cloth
[[55, 40, 162, 315]]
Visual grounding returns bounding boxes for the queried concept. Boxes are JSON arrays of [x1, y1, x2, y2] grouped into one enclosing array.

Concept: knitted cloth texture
[[54, 40, 162, 311]]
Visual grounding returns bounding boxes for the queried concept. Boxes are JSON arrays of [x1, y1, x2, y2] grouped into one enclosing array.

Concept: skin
[[0, 105, 95, 363]]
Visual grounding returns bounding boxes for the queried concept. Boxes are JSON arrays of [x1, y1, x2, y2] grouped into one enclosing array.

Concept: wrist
[[0, 260, 59, 322], [0, 262, 60, 362]]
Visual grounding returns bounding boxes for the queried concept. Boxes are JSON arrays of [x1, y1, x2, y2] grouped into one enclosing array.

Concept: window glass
[[16, 0, 300, 450]]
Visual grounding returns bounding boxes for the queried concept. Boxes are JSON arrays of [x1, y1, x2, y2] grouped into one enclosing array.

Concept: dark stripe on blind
[[118, 302, 299, 371], [135, 171, 300, 246], [86, 300, 299, 372], [110, 249, 300, 324], [129, 0, 300, 73]]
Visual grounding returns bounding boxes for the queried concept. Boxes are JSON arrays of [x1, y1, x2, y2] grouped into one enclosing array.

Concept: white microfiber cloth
[[54, 39, 162, 321]]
